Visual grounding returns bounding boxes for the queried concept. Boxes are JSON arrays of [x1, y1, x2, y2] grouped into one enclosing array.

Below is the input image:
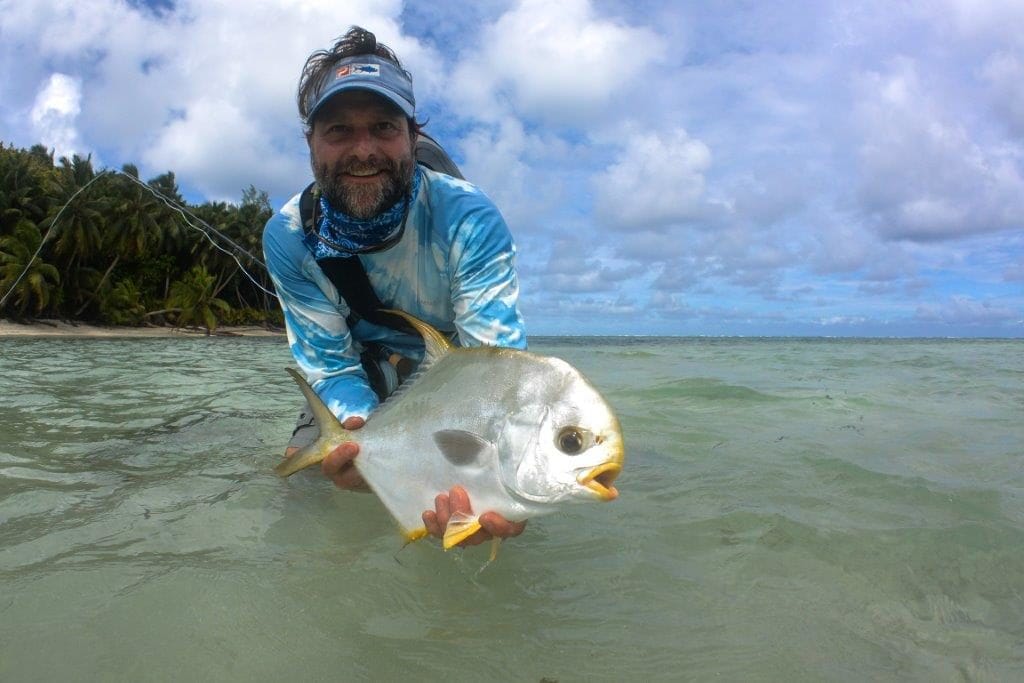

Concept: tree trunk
[[75, 253, 120, 316]]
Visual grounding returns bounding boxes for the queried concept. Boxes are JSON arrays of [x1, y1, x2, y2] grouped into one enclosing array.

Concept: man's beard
[[314, 154, 415, 220]]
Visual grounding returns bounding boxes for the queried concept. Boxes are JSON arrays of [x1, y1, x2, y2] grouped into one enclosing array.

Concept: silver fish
[[275, 311, 625, 549]]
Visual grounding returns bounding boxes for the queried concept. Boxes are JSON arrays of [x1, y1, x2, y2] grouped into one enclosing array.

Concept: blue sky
[[2, 0, 1022, 336]]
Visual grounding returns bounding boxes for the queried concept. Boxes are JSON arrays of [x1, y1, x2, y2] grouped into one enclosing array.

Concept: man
[[263, 27, 527, 546]]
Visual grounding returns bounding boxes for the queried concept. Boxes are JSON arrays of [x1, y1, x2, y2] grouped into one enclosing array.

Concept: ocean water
[[1, 336, 1022, 682]]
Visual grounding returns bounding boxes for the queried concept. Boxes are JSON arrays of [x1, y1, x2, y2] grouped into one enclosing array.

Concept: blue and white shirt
[[263, 167, 527, 421]]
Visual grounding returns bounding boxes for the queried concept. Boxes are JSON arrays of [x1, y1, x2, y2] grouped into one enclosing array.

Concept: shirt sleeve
[[262, 204, 378, 421], [448, 201, 528, 350]]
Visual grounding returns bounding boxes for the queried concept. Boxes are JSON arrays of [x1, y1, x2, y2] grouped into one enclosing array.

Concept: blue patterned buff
[[312, 168, 423, 259]]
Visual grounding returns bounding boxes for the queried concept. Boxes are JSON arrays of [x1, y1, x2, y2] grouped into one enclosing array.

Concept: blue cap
[[306, 54, 415, 122]]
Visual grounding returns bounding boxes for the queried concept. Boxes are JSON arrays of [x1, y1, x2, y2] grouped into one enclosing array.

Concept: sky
[[2, 0, 1022, 337]]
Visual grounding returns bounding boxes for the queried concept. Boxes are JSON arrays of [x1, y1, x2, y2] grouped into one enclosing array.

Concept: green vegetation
[[0, 142, 281, 333]]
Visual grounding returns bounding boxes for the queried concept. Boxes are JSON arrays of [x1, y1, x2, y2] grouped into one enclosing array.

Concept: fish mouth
[[579, 462, 622, 501]]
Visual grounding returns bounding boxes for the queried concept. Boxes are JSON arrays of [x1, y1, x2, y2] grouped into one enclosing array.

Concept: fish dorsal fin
[[433, 429, 492, 466], [443, 510, 482, 549], [378, 308, 452, 364]]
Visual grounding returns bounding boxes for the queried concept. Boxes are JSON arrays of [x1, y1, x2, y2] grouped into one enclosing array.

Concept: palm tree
[[147, 171, 188, 255], [1, 143, 53, 237], [0, 219, 61, 317], [165, 265, 230, 334], [75, 164, 164, 316], [98, 278, 146, 325], [45, 154, 107, 312]]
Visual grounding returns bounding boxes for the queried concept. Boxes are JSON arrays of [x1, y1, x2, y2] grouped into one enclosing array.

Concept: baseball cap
[[305, 54, 416, 122]]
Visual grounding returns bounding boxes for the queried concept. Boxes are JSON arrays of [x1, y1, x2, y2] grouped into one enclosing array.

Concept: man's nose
[[349, 127, 377, 158]]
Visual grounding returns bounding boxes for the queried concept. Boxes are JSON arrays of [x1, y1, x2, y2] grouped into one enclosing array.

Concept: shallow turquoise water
[[1, 336, 1022, 681]]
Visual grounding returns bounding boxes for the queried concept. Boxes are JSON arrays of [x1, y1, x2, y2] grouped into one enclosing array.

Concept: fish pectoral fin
[[442, 511, 483, 550], [433, 430, 493, 466]]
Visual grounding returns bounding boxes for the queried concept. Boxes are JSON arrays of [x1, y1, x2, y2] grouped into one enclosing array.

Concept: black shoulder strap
[[299, 133, 463, 334], [415, 132, 464, 179]]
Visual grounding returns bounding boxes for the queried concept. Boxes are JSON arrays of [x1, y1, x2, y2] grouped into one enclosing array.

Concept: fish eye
[[556, 427, 585, 455]]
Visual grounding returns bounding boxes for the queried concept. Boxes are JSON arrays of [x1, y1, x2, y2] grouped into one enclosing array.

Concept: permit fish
[[275, 310, 624, 550]]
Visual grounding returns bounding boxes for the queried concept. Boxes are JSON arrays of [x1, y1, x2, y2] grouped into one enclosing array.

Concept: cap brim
[[309, 82, 415, 120]]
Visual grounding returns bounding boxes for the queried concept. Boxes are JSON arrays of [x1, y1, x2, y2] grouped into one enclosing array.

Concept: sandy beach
[[0, 319, 284, 338]]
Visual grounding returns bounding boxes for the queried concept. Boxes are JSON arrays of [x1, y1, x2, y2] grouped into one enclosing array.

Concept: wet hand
[[321, 416, 369, 491], [421, 484, 527, 547]]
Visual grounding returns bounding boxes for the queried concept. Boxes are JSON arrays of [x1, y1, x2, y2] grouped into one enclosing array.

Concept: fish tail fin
[[442, 511, 483, 550], [274, 368, 351, 478]]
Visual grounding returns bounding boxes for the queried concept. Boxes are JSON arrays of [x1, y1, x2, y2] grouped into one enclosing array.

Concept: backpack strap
[[415, 131, 465, 179]]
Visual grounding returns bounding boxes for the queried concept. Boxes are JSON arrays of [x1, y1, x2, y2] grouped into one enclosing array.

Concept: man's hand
[[421, 484, 527, 547], [283, 416, 368, 491]]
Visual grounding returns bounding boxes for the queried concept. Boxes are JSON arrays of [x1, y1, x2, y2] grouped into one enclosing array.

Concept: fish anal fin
[[443, 511, 482, 550], [433, 429, 492, 466]]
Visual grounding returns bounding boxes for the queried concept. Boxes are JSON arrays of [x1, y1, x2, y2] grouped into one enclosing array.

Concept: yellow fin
[[403, 527, 429, 544], [443, 511, 482, 550], [275, 368, 350, 477], [379, 309, 452, 362]]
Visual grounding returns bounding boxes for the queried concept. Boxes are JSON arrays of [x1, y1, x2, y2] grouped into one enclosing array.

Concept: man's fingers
[[322, 441, 367, 490], [433, 492, 451, 531], [322, 442, 359, 475], [448, 485, 472, 515], [423, 487, 526, 546], [422, 510, 441, 537], [480, 512, 526, 538], [341, 416, 365, 430]]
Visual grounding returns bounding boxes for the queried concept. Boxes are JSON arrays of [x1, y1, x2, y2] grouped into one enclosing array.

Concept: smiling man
[[262, 27, 528, 546]]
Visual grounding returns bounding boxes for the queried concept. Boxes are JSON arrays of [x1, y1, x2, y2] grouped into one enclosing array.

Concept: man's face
[[308, 90, 416, 219]]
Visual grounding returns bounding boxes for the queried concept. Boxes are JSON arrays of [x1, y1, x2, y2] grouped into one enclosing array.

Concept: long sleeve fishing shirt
[[263, 166, 527, 422]]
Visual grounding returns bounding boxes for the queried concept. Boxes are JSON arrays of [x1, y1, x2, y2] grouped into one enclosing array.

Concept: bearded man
[[263, 27, 528, 546]]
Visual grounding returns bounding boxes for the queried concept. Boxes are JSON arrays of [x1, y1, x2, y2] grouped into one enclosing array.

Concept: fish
[[275, 310, 624, 550]]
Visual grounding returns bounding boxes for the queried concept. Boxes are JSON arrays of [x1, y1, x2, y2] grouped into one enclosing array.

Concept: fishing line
[[0, 170, 110, 308], [114, 171, 277, 299], [0, 168, 279, 308]]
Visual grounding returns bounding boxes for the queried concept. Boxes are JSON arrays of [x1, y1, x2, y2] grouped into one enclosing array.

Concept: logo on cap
[[336, 63, 380, 78]]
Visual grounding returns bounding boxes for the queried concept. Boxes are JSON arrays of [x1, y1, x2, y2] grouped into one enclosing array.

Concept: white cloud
[[981, 51, 1024, 137], [854, 58, 1024, 242], [143, 98, 308, 202], [3, 0, 1023, 335], [915, 295, 1019, 325], [4, 0, 410, 199], [30, 73, 82, 159], [593, 126, 712, 231], [449, 0, 664, 124]]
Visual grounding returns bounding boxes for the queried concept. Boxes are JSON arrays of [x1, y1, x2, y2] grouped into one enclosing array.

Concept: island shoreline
[[0, 319, 285, 338]]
